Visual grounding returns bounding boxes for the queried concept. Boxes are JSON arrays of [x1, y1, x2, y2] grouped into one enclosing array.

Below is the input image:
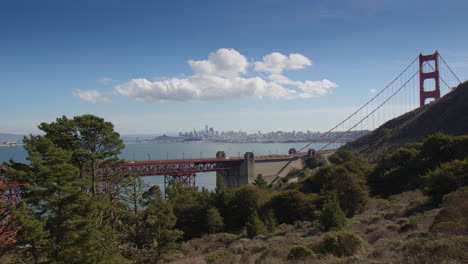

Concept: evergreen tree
[[245, 211, 266, 238], [12, 136, 124, 263], [205, 207, 224, 233], [140, 199, 183, 259], [315, 198, 347, 231], [38, 114, 124, 194], [263, 210, 277, 233], [253, 174, 269, 189], [10, 206, 49, 263], [120, 175, 151, 248]]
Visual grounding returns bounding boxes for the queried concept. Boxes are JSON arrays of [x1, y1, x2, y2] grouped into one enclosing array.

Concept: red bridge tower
[[419, 51, 440, 106]]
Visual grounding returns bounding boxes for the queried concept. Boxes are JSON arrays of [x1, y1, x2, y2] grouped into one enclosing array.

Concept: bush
[[430, 187, 468, 235], [367, 148, 424, 197], [300, 165, 333, 194], [204, 249, 238, 264], [315, 198, 347, 231], [422, 159, 468, 204], [225, 185, 270, 230], [321, 231, 364, 257], [265, 190, 318, 224], [402, 236, 467, 264], [286, 245, 315, 261], [422, 133, 468, 169], [256, 244, 288, 264], [304, 156, 319, 169], [321, 165, 369, 217]]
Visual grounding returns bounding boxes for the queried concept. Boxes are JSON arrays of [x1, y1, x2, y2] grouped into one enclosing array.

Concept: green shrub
[[367, 148, 424, 197], [304, 156, 319, 169], [422, 133, 468, 169], [315, 198, 347, 231], [321, 231, 364, 257], [265, 190, 317, 224], [225, 185, 270, 230], [422, 160, 468, 204], [300, 165, 333, 194], [204, 248, 238, 264], [286, 245, 315, 261], [321, 165, 369, 217]]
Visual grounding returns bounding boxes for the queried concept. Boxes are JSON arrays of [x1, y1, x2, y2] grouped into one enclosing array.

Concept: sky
[[1, 0, 467, 135]]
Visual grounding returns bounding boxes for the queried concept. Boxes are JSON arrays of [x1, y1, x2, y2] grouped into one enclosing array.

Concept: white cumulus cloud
[[188, 48, 248, 78], [73, 90, 110, 103], [254, 52, 312, 73], [299, 79, 339, 95], [113, 49, 337, 103], [115, 75, 308, 103]]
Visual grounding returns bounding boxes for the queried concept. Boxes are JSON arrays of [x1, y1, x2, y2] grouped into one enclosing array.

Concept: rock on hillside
[[341, 81, 468, 161]]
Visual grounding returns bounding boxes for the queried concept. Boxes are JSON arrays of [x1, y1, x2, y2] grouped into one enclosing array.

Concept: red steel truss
[[97, 158, 244, 178]]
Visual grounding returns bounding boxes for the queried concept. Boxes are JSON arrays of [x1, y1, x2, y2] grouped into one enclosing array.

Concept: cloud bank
[[75, 49, 338, 103]]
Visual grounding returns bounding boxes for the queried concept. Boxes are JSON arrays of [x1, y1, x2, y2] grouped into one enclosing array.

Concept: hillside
[[341, 81, 468, 161]]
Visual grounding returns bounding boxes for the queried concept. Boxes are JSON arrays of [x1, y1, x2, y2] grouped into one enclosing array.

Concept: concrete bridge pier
[[216, 149, 310, 189], [216, 152, 254, 188]]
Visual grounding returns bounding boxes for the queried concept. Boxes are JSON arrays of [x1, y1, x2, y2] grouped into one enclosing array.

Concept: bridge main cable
[[317, 69, 420, 152], [298, 55, 419, 153]]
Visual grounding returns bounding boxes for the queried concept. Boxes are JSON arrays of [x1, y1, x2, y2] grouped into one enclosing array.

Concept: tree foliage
[[252, 174, 269, 189], [245, 211, 266, 238], [205, 207, 225, 234], [367, 148, 424, 197], [321, 165, 369, 217], [38, 114, 124, 194], [265, 190, 317, 224], [422, 159, 468, 204], [315, 198, 347, 231], [10, 135, 124, 263]]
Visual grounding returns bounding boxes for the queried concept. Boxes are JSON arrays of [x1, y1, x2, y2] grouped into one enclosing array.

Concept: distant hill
[[152, 134, 177, 141], [0, 133, 25, 143], [341, 81, 468, 162]]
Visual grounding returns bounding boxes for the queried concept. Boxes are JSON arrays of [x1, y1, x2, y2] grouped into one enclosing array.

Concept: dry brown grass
[[167, 190, 467, 264]]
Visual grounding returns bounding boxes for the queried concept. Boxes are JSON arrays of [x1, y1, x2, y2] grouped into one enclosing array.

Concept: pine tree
[[39, 114, 124, 194], [140, 199, 183, 259], [205, 207, 224, 233], [264, 210, 277, 233], [315, 197, 347, 231], [253, 174, 269, 189], [14, 136, 124, 263], [10, 206, 49, 263], [245, 211, 266, 238]]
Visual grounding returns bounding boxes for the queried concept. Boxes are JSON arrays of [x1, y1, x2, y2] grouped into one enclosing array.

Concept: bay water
[[0, 142, 324, 192]]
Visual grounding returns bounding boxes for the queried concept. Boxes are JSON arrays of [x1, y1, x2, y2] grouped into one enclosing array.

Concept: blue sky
[[1, 0, 467, 135]]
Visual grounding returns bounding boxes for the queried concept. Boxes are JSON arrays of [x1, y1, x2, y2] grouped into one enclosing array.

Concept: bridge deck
[[97, 154, 307, 177]]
